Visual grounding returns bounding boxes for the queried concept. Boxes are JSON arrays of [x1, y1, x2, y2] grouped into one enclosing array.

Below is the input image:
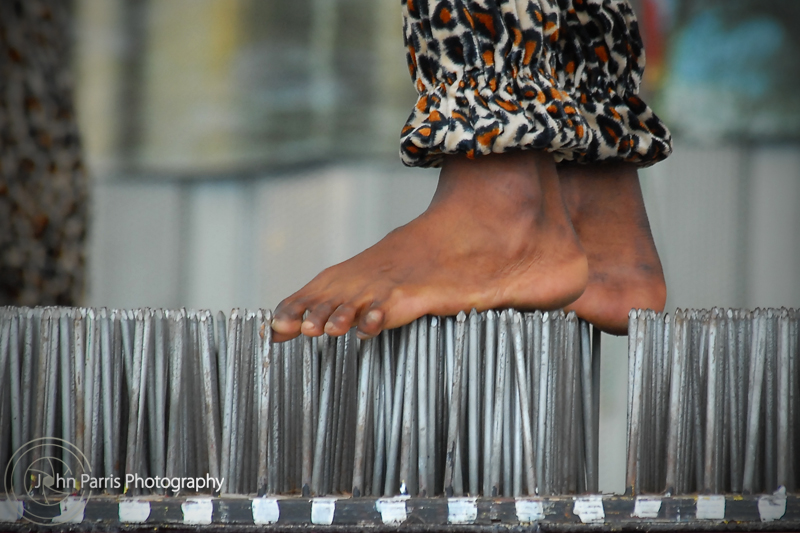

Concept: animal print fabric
[[0, 0, 88, 305], [400, 0, 672, 167]]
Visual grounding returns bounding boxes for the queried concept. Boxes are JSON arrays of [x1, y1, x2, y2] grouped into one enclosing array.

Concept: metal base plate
[[1, 493, 798, 531]]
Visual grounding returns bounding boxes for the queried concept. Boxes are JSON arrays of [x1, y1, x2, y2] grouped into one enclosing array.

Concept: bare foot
[[271, 150, 588, 341], [559, 163, 667, 335]]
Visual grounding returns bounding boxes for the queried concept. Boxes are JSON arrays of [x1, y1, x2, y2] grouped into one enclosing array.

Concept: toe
[[324, 304, 359, 336], [356, 307, 385, 339], [272, 298, 311, 340], [301, 301, 339, 337]]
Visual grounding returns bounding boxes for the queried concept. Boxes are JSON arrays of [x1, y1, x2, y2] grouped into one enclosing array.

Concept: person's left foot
[[558, 163, 667, 335]]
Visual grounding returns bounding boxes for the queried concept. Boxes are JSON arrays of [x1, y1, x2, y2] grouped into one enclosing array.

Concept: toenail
[[356, 330, 374, 340], [365, 309, 382, 325], [301, 320, 315, 333], [324, 321, 337, 335]]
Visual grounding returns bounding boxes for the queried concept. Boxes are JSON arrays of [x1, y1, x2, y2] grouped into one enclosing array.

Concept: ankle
[[560, 164, 648, 228], [435, 151, 572, 224]]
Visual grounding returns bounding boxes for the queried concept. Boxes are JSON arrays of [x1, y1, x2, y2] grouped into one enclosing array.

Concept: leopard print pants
[[400, 0, 672, 167]]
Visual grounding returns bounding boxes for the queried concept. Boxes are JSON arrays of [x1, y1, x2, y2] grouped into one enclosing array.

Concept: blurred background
[[73, 0, 800, 314], [15, 0, 800, 492]]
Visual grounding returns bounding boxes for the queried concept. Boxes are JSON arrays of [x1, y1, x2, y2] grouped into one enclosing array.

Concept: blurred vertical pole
[[117, 0, 147, 168], [372, 1, 413, 152], [309, 0, 338, 154], [136, 0, 242, 166], [635, 0, 666, 97], [0, 0, 88, 306]]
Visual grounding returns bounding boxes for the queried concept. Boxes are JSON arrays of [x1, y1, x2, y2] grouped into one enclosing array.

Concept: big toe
[[272, 299, 309, 341]]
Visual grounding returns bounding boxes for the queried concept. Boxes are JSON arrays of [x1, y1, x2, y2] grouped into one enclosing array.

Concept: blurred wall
[[83, 148, 800, 313], [643, 145, 800, 311]]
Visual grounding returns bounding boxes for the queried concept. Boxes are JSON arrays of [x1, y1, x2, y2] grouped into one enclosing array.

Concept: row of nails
[[0, 306, 599, 497], [626, 308, 800, 495]]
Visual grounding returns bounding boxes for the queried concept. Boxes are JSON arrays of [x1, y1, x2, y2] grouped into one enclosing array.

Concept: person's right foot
[[271, 150, 588, 342], [559, 163, 667, 335]]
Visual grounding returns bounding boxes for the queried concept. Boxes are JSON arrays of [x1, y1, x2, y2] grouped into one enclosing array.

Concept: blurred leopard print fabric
[[400, 0, 672, 167], [0, 0, 88, 305]]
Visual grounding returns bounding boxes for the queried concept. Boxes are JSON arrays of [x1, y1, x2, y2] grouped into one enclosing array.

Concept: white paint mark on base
[[376, 496, 408, 525], [119, 500, 150, 523], [696, 495, 725, 520], [311, 497, 338, 525], [252, 498, 280, 525], [573, 496, 605, 524], [447, 497, 478, 524], [632, 496, 662, 519], [758, 487, 787, 522], [182, 498, 213, 525], [515, 498, 544, 522], [0, 500, 23, 522], [52, 497, 86, 524]]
